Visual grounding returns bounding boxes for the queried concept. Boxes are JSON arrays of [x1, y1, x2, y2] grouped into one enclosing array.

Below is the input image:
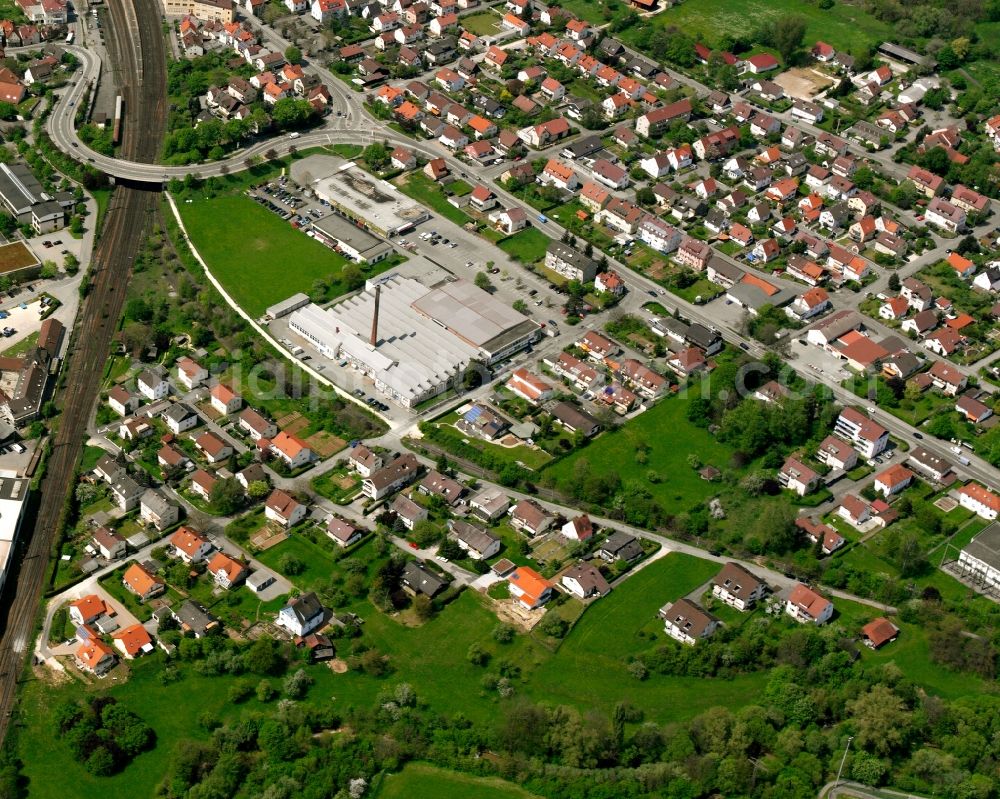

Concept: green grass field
[[624, 0, 893, 54], [458, 10, 502, 35], [178, 195, 374, 316], [376, 763, 542, 799], [498, 227, 550, 265], [15, 655, 289, 799], [255, 532, 341, 593], [397, 172, 473, 227], [546, 394, 739, 515]]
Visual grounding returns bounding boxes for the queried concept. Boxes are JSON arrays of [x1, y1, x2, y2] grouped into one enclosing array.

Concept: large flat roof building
[[0, 477, 30, 595], [291, 155, 428, 237], [311, 213, 393, 264], [0, 163, 67, 234], [287, 276, 539, 407]]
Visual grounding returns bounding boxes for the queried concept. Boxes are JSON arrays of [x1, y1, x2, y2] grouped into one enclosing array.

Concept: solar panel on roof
[[464, 406, 483, 422]]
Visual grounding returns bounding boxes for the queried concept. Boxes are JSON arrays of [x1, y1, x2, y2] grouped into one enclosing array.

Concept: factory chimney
[[369, 284, 381, 346]]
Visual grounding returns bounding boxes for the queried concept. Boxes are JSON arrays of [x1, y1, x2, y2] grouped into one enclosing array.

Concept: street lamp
[[835, 735, 854, 787]]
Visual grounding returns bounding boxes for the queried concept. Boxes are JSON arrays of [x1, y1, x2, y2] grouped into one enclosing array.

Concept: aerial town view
[[0, 0, 996, 795]]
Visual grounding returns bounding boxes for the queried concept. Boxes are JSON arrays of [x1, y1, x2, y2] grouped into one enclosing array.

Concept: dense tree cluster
[[53, 697, 155, 776]]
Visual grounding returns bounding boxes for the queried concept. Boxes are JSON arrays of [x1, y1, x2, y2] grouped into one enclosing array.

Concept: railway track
[[0, 0, 167, 750]]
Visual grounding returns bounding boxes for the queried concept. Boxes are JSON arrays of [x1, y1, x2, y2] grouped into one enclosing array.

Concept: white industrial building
[[290, 155, 428, 237], [287, 276, 540, 407], [0, 477, 30, 596], [957, 522, 1000, 594]]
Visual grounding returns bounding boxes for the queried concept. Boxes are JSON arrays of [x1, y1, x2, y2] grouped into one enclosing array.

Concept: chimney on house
[[369, 284, 381, 346]]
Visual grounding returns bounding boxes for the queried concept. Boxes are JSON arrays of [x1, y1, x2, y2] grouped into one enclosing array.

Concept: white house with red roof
[[171, 526, 214, 564], [742, 53, 778, 74], [959, 482, 1000, 520], [270, 430, 312, 469], [785, 584, 833, 624], [507, 566, 553, 609], [69, 594, 112, 626], [505, 368, 554, 405], [265, 488, 308, 527], [176, 357, 208, 390], [874, 464, 915, 496], [210, 383, 242, 415]]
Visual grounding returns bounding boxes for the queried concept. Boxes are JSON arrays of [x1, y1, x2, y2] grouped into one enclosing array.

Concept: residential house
[[796, 516, 845, 554], [137, 369, 169, 401], [122, 563, 165, 602], [390, 494, 427, 530], [785, 584, 833, 624], [838, 493, 872, 528], [544, 240, 596, 283], [276, 592, 325, 636], [270, 430, 312, 469], [449, 519, 500, 560], [176, 357, 208, 390], [170, 526, 213, 564], [75, 639, 117, 675], [326, 516, 363, 547], [464, 489, 508, 525], [207, 551, 248, 589], [506, 368, 554, 404], [959, 483, 1000, 520], [779, 456, 820, 496], [209, 383, 242, 415], [560, 514, 594, 541], [834, 407, 889, 459], [265, 489, 307, 527], [874, 464, 915, 496], [348, 444, 383, 477], [107, 386, 140, 417], [660, 598, 718, 645], [508, 566, 553, 609], [418, 470, 464, 505], [196, 431, 232, 464], [163, 403, 199, 434], [561, 562, 611, 599], [401, 561, 447, 597], [510, 498, 554, 536], [140, 490, 179, 530], [711, 562, 767, 610], [239, 408, 277, 440], [862, 617, 900, 649], [92, 527, 126, 560], [597, 530, 642, 562], [816, 435, 858, 472], [113, 624, 154, 660], [362, 453, 421, 500]]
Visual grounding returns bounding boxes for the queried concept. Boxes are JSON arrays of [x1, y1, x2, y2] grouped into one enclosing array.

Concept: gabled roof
[[170, 526, 210, 558]]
